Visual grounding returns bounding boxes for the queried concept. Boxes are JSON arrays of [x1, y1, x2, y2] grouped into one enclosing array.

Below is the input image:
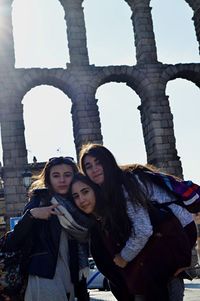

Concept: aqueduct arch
[[0, 0, 199, 222]]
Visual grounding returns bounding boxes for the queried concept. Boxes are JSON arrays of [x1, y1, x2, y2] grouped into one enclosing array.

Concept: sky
[[6, 0, 200, 183]]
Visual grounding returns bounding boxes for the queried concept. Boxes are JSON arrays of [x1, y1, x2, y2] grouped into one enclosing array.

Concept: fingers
[[49, 204, 58, 209], [113, 254, 128, 268], [50, 209, 61, 216], [30, 204, 63, 220], [49, 204, 63, 216], [174, 267, 188, 277]]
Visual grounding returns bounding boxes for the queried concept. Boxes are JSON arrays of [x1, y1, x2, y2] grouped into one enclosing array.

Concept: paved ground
[[184, 279, 200, 300], [89, 279, 200, 300]]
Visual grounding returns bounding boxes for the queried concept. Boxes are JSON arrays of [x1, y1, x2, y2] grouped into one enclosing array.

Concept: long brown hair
[[29, 156, 78, 193]]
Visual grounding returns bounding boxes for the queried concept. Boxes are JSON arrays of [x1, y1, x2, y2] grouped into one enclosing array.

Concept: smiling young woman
[[2, 157, 90, 301], [77, 143, 197, 301]]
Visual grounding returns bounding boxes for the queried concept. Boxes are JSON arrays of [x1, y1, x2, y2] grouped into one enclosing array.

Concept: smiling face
[[83, 155, 104, 185], [72, 180, 96, 214], [49, 164, 74, 195]]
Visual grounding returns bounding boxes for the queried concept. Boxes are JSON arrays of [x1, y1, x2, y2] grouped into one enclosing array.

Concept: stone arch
[[95, 80, 147, 163], [0, 0, 199, 244], [166, 77, 200, 182], [96, 66, 149, 100], [15, 69, 76, 100], [161, 64, 200, 88]]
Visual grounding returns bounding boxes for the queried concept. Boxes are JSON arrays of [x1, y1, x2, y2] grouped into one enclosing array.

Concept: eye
[[64, 172, 73, 177], [85, 163, 92, 170], [52, 173, 60, 178], [72, 194, 79, 200], [82, 188, 90, 195]]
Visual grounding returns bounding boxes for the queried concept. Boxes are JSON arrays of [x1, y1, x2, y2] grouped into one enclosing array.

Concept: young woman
[[2, 157, 90, 301], [71, 173, 136, 301], [71, 173, 192, 301], [77, 143, 197, 301]]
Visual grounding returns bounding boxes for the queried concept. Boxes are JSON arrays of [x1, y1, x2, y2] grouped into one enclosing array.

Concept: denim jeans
[[168, 277, 184, 301]]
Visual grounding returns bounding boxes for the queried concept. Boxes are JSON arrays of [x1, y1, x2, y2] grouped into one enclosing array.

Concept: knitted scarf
[[51, 195, 90, 241], [51, 194, 91, 279]]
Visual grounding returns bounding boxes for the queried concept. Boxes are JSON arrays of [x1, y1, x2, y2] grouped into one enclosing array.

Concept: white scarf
[[50, 197, 89, 242]]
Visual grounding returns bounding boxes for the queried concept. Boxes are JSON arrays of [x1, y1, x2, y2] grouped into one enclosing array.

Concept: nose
[[79, 194, 86, 204], [59, 176, 65, 182], [92, 163, 99, 172]]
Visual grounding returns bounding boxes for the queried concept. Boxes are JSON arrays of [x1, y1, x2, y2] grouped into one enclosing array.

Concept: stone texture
[[0, 0, 199, 225]]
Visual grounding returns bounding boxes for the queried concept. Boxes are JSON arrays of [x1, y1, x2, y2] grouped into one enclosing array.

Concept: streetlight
[[22, 170, 32, 190]]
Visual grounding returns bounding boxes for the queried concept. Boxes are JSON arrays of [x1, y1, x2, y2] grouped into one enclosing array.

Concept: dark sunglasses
[[48, 156, 76, 164]]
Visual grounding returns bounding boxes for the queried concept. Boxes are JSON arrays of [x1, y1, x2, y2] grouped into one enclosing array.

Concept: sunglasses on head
[[48, 156, 76, 164]]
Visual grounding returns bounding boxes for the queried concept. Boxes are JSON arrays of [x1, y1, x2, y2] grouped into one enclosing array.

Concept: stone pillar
[[71, 95, 102, 154], [192, 7, 200, 53], [59, 0, 89, 65], [139, 94, 183, 177], [0, 0, 15, 69], [125, 0, 157, 64], [0, 96, 28, 222], [185, 1, 200, 53]]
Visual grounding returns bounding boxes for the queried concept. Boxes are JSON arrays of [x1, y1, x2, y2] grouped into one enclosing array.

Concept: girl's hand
[[174, 267, 188, 277], [113, 254, 128, 268], [30, 204, 61, 220]]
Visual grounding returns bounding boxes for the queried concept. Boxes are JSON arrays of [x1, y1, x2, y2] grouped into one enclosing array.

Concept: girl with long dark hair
[[77, 143, 197, 301]]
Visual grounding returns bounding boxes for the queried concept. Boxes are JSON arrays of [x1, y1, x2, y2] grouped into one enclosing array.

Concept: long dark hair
[[79, 144, 150, 245]]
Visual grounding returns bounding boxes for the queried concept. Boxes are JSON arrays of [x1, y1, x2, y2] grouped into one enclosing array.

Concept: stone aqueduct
[[0, 0, 199, 220]]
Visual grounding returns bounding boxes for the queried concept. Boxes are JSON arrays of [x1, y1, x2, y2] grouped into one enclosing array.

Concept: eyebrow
[[81, 187, 89, 191], [72, 186, 89, 195], [51, 171, 73, 175], [85, 158, 99, 165]]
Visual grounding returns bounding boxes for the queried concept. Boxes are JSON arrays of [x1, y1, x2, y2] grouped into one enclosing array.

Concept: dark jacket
[[89, 205, 192, 301], [90, 221, 133, 301], [4, 190, 80, 283]]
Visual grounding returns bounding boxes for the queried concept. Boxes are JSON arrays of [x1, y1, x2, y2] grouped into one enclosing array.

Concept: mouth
[[81, 204, 91, 212], [57, 186, 68, 190], [92, 174, 104, 184], [56, 188, 68, 196], [93, 174, 103, 179]]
